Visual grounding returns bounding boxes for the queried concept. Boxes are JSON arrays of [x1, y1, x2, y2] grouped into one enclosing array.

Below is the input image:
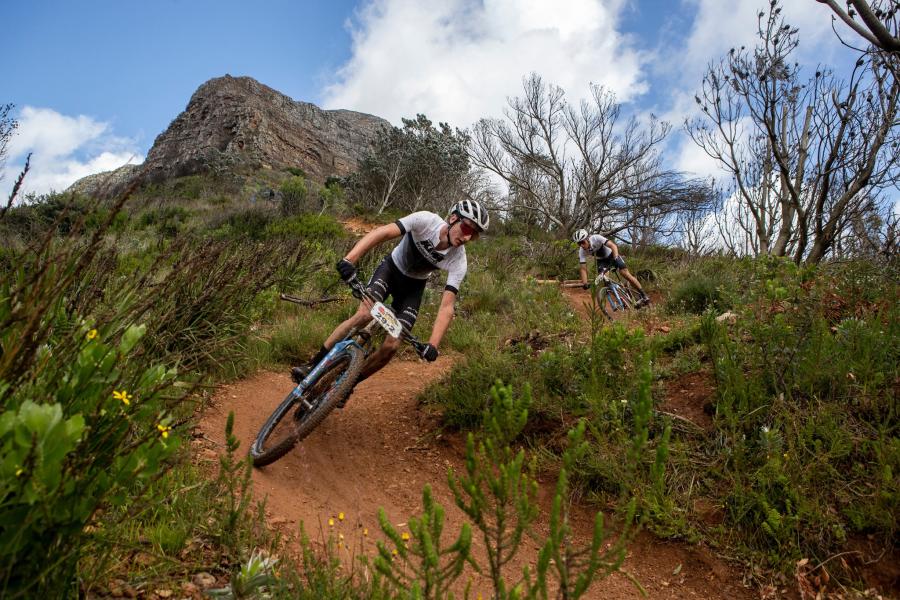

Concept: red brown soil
[[199, 357, 754, 599], [559, 286, 666, 328], [559, 286, 715, 432], [340, 217, 379, 236], [560, 285, 597, 322], [660, 371, 715, 430]]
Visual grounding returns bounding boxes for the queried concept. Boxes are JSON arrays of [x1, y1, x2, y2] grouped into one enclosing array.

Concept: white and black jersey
[[577, 234, 613, 263], [392, 211, 467, 294]]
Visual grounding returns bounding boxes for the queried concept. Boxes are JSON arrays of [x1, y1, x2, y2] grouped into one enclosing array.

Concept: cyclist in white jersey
[[572, 229, 650, 305], [291, 200, 490, 386]]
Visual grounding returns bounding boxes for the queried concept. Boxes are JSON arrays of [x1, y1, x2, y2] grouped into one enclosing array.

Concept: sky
[[1, 0, 862, 199]]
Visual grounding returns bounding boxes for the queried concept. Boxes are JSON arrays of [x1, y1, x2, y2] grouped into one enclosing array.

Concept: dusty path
[[200, 356, 753, 598]]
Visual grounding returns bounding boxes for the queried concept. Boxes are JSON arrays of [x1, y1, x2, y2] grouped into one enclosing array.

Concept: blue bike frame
[[291, 339, 362, 410], [608, 283, 627, 311]]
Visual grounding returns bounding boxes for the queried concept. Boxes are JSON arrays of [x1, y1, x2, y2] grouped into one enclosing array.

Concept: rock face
[[67, 164, 142, 198], [141, 75, 389, 184], [69, 75, 390, 197]]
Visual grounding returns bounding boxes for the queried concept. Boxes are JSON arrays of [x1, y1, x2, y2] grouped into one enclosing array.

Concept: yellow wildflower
[[112, 390, 131, 406], [338, 512, 345, 521], [363, 528, 368, 537], [86, 329, 98, 340], [392, 548, 398, 556], [339, 533, 344, 541], [156, 424, 171, 439], [15, 468, 24, 477], [328, 518, 335, 527], [401, 532, 410, 541]]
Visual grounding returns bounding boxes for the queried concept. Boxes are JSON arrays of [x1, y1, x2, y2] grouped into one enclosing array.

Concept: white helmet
[[572, 228, 589, 243], [452, 199, 489, 232]]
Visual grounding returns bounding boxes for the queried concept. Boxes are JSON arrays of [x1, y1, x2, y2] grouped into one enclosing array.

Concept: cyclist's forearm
[[345, 224, 401, 263], [579, 264, 588, 284], [428, 293, 456, 347]]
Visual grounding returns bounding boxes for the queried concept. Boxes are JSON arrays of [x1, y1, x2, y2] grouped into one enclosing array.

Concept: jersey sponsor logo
[[414, 239, 445, 264], [399, 232, 444, 273]]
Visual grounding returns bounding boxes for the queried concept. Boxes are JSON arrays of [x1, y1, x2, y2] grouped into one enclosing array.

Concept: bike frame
[[288, 276, 423, 408], [595, 268, 634, 312], [291, 338, 363, 410]]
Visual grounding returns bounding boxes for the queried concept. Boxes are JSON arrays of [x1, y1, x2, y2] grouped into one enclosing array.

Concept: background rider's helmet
[[451, 199, 490, 232], [572, 228, 589, 243]]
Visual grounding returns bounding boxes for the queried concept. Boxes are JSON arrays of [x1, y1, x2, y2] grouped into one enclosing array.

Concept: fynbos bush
[[0, 323, 182, 598]]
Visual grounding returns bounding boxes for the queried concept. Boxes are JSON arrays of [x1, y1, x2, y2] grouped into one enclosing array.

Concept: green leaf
[[118, 324, 146, 355]]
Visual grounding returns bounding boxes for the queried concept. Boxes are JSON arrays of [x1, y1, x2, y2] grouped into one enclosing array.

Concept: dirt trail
[[199, 216, 751, 597], [200, 357, 753, 599]]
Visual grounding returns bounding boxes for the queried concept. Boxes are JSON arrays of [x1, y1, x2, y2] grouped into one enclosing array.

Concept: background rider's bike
[[250, 276, 425, 467], [593, 267, 644, 321]]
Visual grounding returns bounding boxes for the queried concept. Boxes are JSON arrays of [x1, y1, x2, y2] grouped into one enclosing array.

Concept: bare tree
[[833, 196, 898, 258], [814, 0, 899, 53], [470, 74, 710, 238], [687, 2, 900, 263], [676, 183, 722, 255]]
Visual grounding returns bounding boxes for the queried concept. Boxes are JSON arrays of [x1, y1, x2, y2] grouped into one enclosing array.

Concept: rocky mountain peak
[[70, 75, 390, 197], [142, 75, 389, 183]]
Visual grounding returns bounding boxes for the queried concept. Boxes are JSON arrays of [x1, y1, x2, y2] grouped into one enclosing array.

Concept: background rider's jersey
[[578, 234, 613, 263], [393, 211, 467, 294]]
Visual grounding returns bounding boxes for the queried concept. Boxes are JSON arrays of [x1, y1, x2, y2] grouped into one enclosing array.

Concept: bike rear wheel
[[251, 345, 365, 467], [617, 284, 641, 308]]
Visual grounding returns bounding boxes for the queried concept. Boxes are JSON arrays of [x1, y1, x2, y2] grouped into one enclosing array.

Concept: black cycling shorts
[[596, 255, 627, 271], [366, 255, 427, 331]]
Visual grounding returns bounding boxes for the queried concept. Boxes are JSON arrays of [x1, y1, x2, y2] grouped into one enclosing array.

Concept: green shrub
[[171, 175, 206, 200], [0, 322, 183, 598], [137, 205, 191, 237], [281, 176, 309, 215], [666, 275, 730, 314], [207, 206, 278, 240], [266, 213, 347, 241]]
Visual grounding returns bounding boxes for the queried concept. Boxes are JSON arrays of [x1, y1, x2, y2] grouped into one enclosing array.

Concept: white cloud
[[323, 0, 648, 126], [671, 135, 722, 180], [2, 107, 143, 199]]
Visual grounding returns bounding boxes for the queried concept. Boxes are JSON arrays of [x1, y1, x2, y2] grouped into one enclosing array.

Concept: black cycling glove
[[419, 343, 439, 362], [336, 259, 357, 282]]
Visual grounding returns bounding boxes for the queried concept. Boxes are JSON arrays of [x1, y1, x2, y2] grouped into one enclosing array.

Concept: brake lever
[[348, 277, 364, 299]]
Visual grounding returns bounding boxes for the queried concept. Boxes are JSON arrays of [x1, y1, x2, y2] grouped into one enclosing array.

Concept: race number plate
[[370, 302, 404, 338]]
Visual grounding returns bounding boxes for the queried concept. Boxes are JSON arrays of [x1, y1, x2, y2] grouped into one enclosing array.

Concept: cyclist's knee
[[352, 304, 373, 322], [382, 336, 402, 353]]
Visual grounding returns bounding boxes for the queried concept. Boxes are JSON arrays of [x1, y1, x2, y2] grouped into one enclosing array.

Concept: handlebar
[[345, 276, 427, 353]]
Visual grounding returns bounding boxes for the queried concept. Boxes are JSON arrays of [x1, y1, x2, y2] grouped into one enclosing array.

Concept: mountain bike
[[594, 267, 645, 321], [250, 276, 426, 467]]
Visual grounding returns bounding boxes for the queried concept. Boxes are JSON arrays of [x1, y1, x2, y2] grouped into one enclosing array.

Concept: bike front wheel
[[596, 285, 637, 321], [596, 287, 617, 320], [250, 345, 365, 467]]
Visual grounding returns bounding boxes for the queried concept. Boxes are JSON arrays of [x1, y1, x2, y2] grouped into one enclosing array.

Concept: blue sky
[[2, 0, 858, 197]]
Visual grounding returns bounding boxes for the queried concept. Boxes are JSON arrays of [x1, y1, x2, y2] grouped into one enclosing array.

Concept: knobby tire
[[251, 345, 365, 467], [597, 287, 616, 321], [597, 285, 638, 321]]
